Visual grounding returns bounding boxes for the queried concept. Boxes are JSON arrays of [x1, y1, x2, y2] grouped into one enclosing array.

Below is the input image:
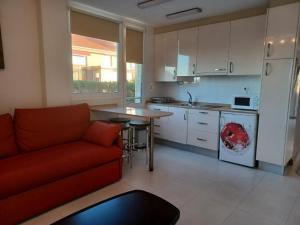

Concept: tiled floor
[[23, 144, 300, 225]]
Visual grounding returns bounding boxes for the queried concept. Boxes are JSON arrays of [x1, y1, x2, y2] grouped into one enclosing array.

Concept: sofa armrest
[[82, 121, 122, 147]]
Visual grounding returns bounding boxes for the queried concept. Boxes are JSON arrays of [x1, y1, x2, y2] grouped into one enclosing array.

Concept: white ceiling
[[72, 0, 269, 27]]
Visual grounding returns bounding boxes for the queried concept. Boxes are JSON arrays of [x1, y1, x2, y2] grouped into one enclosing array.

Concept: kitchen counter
[[147, 102, 259, 114]]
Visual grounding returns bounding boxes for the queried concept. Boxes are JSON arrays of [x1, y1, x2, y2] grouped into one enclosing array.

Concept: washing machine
[[219, 111, 258, 167]]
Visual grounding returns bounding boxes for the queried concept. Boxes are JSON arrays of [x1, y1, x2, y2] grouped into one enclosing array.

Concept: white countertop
[[147, 102, 259, 115], [91, 105, 173, 118]]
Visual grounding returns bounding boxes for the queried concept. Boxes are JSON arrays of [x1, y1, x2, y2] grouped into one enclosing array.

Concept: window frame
[[68, 4, 146, 107], [124, 24, 145, 106]]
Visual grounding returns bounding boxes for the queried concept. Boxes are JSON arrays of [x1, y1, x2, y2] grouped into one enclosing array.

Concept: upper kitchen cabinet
[[177, 27, 198, 76], [228, 15, 266, 76], [265, 2, 300, 59], [154, 31, 178, 82], [196, 22, 230, 75]]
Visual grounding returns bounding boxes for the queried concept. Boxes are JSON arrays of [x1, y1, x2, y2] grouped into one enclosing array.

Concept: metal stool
[[109, 118, 131, 161], [128, 120, 150, 168]]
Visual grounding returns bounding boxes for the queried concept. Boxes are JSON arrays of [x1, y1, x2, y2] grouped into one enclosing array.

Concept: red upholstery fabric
[[14, 104, 90, 152], [0, 113, 18, 158], [0, 160, 122, 225], [0, 141, 122, 199], [83, 121, 122, 147]]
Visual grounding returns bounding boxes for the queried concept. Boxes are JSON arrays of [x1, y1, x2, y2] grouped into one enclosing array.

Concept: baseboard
[[155, 138, 218, 159], [258, 161, 286, 175]]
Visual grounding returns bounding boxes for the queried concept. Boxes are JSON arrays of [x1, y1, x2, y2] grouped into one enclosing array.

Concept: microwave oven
[[231, 96, 259, 110]]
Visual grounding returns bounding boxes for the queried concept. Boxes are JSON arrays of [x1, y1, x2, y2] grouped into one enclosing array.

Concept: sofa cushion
[[83, 121, 122, 147], [0, 141, 122, 199], [14, 104, 90, 152], [0, 113, 18, 158]]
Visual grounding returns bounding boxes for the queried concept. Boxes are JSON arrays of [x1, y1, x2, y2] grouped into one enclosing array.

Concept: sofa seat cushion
[[0, 141, 122, 199], [14, 104, 90, 152], [0, 113, 18, 158]]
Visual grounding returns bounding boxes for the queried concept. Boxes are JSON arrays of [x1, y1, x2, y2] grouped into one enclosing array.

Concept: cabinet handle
[[267, 42, 272, 58], [199, 112, 208, 114], [154, 125, 160, 127], [184, 112, 187, 120], [229, 62, 233, 73], [173, 69, 177, 80], [192, 64, 196, 74], [265, 62, 271, 76], [197, 138, 207, 142], [153, 109, 161, 111], [198, 122, 208, 125], [214, 68, 226, 72]]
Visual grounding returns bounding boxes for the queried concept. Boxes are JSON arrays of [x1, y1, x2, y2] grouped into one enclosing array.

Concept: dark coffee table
[[52, 190, 180, 225]]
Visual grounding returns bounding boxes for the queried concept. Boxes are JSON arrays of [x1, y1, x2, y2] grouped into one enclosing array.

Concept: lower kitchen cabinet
[[148, 104, 220, 150], [187, 109, 220, 151], [147, 104, 188, 144], [147, 104, 169, 140], [167, 107, 188, 144]]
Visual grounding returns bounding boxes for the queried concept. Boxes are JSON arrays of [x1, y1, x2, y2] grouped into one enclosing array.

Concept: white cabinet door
[[147, 104, 169, 139], [177, 27, 198, 76], [164, 31, 178, 81], [154, 32, 178, 82], [154, 34, 165, 82], [196, 22, 230, 75], [229, 15, 266, 76], [257, 59, 294, 165], [265, 3, 300, 59], [187, 109, 219, 151], [167, 107, 188, 144]]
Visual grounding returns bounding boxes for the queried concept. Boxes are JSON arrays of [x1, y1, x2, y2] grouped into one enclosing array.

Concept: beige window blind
[[70, 10, 119, 43], [126, 28, 144, 64]]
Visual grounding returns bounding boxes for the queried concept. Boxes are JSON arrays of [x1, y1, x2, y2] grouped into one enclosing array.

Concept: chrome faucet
[[187, 91, 193, 106]]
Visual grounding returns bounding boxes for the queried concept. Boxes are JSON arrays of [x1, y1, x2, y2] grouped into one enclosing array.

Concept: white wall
[[0, 0, 45, 114], [0, 0, 75, 114], [39, 0, 73, 106], [154, 76, 261, 104]]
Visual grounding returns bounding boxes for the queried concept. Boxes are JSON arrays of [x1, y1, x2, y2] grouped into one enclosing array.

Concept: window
[[126, 28, 144, 104], [72, 34, 118, 94], [70, 10, 120, 94], [126, 63, 142, 103]]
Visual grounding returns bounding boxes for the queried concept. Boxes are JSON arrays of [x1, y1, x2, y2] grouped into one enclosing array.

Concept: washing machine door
[[219, 112, 257, 167]]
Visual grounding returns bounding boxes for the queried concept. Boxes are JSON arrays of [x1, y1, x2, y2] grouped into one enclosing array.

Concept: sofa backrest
[[0, 113, 18, 158], [14, 104, 90, 152]]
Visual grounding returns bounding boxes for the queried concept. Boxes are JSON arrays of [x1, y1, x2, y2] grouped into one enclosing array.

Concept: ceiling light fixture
[[166, 7, 202, 19], [137, 0, 173, 9]]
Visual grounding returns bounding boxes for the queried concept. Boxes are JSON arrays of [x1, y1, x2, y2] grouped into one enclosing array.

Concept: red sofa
[[0, 104, 123, 225]]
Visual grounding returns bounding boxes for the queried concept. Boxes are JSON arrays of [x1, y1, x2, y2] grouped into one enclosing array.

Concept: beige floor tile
[[223, 209, 282, 225], [21, 144, 300, 225]]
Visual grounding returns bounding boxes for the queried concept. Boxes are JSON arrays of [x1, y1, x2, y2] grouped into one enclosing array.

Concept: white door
[[265, 3, 300, 59], [229, 15, 266, 76], [219, 112, 257, 167], [196, 22, 230, 75], [167, 107, 188, 144], [257, 59, 294, 165], [177, 27, 197, 76]]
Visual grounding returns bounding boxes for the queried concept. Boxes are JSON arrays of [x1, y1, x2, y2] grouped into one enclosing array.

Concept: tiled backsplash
[[155, 75, 261, 104]]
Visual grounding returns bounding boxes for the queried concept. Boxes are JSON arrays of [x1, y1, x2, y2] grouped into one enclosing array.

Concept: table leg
[[149, 118, 154, 171]]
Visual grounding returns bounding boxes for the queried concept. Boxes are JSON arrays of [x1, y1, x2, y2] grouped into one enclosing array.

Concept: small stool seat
[[129, 120, 150, 130]]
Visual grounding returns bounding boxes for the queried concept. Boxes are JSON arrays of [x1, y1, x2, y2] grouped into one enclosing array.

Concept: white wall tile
[[154, 76, 261, 104]]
